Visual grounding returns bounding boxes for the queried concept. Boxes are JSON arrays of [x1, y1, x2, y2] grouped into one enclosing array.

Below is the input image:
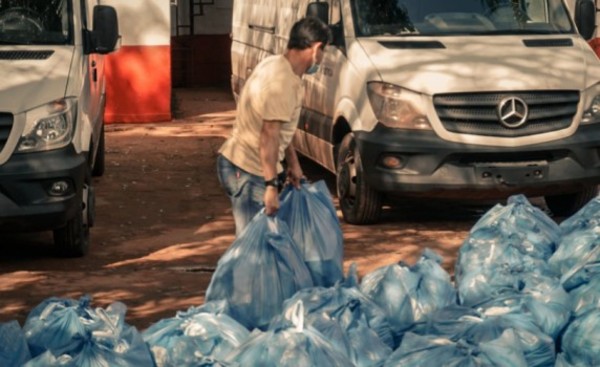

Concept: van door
[[81, 0, 103, 146], [300, 0, 346, 172]]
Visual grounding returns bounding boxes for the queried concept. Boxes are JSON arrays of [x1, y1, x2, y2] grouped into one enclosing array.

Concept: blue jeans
[[216, 155, 272, 236]]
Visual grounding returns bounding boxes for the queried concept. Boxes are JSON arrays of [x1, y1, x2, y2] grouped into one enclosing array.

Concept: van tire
[[544, 185, 599, 217], [53, 178, 92, 257], [92, 124, 105, 177], [336, 133, 382, 224]]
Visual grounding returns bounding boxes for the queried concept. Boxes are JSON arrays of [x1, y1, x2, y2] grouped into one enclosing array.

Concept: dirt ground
[[0, 86, 500, 331]]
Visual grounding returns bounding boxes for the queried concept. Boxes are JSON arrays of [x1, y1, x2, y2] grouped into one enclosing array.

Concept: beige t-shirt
[[219, 55, 304, 176]]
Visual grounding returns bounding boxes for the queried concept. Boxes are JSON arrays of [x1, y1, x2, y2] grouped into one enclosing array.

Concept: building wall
[[100, 0, 172, 123]]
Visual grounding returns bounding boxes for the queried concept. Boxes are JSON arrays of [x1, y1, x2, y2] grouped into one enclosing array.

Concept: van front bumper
[[0, 146, 86, 231], [355, 124, 600, 199]]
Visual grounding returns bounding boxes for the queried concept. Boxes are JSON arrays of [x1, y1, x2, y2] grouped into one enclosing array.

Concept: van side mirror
[[574, 0, 596, 40], [306, 2, 329, 25], [91, 5, 119, 54]]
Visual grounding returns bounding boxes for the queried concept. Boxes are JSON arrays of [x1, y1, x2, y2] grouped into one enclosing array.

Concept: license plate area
[[474, 161, 548, 186]]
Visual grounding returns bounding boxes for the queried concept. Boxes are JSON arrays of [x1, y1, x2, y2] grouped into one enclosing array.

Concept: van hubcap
[[338, 155, 357, 204]]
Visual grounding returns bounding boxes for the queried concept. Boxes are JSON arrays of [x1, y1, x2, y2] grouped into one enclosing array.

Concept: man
[[217, 17, 331, 235]]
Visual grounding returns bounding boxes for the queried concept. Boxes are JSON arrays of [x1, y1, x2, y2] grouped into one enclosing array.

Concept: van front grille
[[0, 113, 14, 152], [433, 91, 579, 137]]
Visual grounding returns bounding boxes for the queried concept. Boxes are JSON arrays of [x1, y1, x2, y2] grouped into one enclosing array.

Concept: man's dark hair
[[287, 17, 332, 50]]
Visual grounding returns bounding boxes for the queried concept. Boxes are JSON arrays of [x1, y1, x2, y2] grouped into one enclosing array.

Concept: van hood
[[357, 36, 600, 95], [0, 46, 74, 114]]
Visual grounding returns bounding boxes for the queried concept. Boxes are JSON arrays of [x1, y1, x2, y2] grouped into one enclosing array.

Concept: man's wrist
[[264, 178, 280, 188]]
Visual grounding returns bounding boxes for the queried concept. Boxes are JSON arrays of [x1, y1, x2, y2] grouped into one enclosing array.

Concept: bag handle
[[284, 300, 305, 333]]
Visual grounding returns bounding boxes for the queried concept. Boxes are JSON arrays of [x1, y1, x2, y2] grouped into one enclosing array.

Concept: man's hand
[[287, 165, 303, 188], [284, 144, 303, 189], [264, 186, 280, 216]]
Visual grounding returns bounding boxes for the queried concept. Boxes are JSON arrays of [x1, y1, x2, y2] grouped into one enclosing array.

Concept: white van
[[0, 1, 119, 256], [231, 0, 600, 224]]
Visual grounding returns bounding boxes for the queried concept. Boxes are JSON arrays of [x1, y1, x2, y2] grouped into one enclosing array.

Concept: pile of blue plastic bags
[[2, 182, 600, 366], [1, 295, 155, 366]]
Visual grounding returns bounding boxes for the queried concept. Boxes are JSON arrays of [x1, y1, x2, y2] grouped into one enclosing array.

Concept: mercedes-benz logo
[[497, 96, 529, 128]]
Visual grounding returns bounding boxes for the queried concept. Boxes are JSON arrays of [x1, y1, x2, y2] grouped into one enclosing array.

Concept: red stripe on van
[[104, 45, 172, 123]]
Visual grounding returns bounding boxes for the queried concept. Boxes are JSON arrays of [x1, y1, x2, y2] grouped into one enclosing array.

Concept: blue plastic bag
[[327, 297, 393, 366], [410, 305, 556, 367], [143, 308, 250, 367], [384, 330, 528, 367], [477, 281, 571, 340], [359, 249, 457, 343], [278, 180, 344, 287], [456, 225, 557, 307], [469, 194, 560, 260], [560, 310, 600, 366], [273, 290, 392, 367], [23, 350, 71, 366], [548, 224, 600, 292], [279, 267, 395, 350], [23, 296, 91, 357], [558, 195, 600, 236], [23, 296, 153, 366], [554, 353, 576, 367], [226, 301, 354, 367], [569, 274, 600, 318], [0, 320, 32, 366], [205, 212, 313, 330], [25, 328, 153, 367]]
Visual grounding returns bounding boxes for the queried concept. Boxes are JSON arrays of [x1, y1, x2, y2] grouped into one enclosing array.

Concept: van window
[[0, 0, 72, 45], [350, 0, 574, 37]]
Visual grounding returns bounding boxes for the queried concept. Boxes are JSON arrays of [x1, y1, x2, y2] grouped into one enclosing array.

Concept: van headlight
[[17, 98, 76, 152], [581, 83, 600, 125], [366, 82, 432, 130]]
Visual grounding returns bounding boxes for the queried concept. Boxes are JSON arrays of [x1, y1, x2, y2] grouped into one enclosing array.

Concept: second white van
[[232, 0, 600, 224]]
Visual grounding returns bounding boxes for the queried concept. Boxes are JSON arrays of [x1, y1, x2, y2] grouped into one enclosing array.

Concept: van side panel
[[231, 0, 278, 97]]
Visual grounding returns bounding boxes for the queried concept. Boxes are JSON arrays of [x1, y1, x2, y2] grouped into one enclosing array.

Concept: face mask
[[305, 48, 320, 75], [306, 63, 320, 75]]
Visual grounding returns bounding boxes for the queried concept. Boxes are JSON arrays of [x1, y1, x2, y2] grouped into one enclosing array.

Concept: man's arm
[[260, 120, 282, 215]]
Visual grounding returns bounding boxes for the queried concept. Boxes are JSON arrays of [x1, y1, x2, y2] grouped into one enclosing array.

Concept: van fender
[[325, 97, 362, 171], [334, 97, 363, 133], [72, 111, 93, 157]]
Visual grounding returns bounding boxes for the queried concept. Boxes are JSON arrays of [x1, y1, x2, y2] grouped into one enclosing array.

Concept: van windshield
[[0, 0, 71, 45], [351, 0, 575, 37]]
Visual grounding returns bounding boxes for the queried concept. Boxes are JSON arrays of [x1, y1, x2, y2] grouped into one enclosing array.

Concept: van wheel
[[53, 180, 93, 257], [336, 133, 382, 224], [92, 124, 105, 177], [545, 185, 598, 217]]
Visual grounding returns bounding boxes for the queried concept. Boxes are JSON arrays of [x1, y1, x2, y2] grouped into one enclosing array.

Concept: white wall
[[100, 0, 171, 46]]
